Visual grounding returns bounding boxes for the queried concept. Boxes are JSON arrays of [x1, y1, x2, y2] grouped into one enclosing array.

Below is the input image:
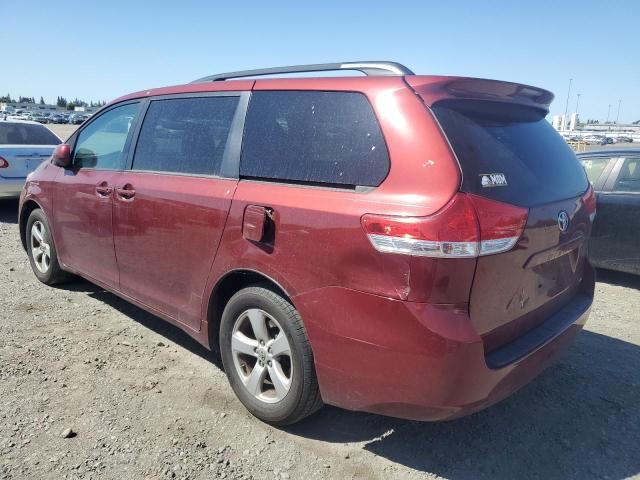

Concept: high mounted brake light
[[362, 193, 528, 258]]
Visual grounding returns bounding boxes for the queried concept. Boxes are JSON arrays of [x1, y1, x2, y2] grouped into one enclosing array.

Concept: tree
[[57, 96, 68, 107], [39, 96, 45, 105]]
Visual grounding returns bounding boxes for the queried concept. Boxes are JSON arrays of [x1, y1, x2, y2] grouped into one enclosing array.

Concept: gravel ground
[[1, 198, 639, 480]]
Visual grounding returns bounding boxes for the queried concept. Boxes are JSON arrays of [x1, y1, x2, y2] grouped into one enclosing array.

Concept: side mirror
[[52, 144, 71, 167]]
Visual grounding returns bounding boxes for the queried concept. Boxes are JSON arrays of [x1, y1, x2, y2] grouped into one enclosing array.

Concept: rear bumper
[[0, 178, 26, 198], [294, 274, 593, 421]]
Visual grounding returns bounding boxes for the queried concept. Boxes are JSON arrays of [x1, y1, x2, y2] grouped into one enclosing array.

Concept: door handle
[[116, 184, 136, 200], [95, 182, 113, 197]]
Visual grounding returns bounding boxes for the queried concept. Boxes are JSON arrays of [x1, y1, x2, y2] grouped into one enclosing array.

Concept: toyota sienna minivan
[[19, 61, 595, 425]]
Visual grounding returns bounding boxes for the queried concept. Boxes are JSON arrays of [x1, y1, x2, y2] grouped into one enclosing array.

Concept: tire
[[26, 209, 71, 285], [219, 286, 322, 425]]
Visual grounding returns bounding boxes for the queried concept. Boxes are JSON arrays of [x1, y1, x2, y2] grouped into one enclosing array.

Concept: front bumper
[[294, 271, 593, 421], [0, 178, 26, 199]]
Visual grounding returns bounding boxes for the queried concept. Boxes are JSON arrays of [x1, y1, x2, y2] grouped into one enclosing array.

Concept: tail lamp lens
[[0, 156, 8, 168], [362, 193, 528, 258], [581, 186, 596, 222], [468, 194, 529, 256]]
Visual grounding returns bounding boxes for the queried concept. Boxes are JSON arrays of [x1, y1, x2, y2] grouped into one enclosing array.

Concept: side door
[[54, 102, 141, 287], [112, 93, 248, 330], [591, 156, 640, 274], [579, 154, 619, 269]]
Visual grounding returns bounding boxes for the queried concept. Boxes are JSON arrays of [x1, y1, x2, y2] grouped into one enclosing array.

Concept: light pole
[[575, 93, 581, 116], [563, 78, 573, 131], [616, 99, 622, 125]]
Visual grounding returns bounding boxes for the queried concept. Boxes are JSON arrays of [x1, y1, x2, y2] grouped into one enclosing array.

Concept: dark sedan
[[578, 149, 640, 275]]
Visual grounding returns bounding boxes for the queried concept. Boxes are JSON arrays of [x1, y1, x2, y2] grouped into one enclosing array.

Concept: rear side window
[[433, 100, 588, 206], [133, 96, 239, 176], [614, 157, 640, 192], [0, 123, 60, 145], [241, 91, 389, 187]]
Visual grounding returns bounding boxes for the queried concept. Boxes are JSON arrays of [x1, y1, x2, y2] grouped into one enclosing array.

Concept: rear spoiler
[[406, 76, 554, 113]]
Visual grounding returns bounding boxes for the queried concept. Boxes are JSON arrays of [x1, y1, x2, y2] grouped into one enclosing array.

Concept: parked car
[[0, 119, 61, 198], [68, 113, 85, 125], [615, 135, 633, 143], [584, 135, 608, 145], [578, 149, 640, 275], [28, 112, 49, 124], [18, 61, 595, 425], [48, 114, 66, 124]]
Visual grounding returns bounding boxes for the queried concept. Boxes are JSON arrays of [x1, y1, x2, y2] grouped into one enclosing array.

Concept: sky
[[2, 0, 639, 122]]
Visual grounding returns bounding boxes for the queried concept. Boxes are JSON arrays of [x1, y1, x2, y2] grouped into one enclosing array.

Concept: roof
[[576, 148, 640, 156], [0, 119, 44, 126]]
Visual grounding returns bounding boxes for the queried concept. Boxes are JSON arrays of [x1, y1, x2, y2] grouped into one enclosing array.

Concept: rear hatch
[[0, 146, 55, 178], [409, 79, 593, 357]]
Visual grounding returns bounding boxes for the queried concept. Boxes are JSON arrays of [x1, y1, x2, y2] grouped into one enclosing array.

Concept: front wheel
[[26, 209, 71, 285], [220, 286, 322, 425]]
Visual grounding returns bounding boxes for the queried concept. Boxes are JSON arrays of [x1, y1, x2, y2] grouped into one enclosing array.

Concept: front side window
[[240, 91, 389, 187], [614, 157, 640, 192], [132, 96, 239, 176], [580, 157, 611, 184], [74, 103, 140, 170]]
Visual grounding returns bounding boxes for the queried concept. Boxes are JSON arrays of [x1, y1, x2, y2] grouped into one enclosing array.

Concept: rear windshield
[[432, 100, 588, 206], [0, 123, 61, 145]]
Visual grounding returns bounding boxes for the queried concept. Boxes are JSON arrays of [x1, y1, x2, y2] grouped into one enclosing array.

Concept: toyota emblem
[[558, 211, 570, 232]]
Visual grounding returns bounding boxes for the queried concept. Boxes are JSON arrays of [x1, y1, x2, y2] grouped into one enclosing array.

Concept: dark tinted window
[[0, 122, 61, 145], [433, 100, 589, 206], [241, 91, 389, 187], [133, 96, 239, 176], [614, 157, 640, 192], [74, 103, 140, 170]]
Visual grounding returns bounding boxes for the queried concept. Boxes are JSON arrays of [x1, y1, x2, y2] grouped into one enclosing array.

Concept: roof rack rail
[[191, 61, 414, 83]]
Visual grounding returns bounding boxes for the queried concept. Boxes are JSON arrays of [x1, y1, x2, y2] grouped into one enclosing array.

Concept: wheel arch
[[19, 199, 43, 251], [206, 269, 294, 351]]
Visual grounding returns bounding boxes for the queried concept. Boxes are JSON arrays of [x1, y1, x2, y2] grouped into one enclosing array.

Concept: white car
[[0, 120, 62, 198]]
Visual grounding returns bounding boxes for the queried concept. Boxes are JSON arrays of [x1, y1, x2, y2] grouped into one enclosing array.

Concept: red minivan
[[19, 62, 595, 425]]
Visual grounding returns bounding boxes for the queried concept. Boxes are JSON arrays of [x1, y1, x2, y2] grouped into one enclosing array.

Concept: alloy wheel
[[231, 308, 293, 403], [30, 221, 51, 274]]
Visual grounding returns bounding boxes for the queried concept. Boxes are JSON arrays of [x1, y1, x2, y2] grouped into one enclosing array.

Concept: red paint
[[18, 73, 593, 421]]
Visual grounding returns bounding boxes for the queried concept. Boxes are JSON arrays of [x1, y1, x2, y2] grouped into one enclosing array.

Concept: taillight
[[0, 156, 8, 168], [361, 193, 528, 258], [581, 186, 597, 222], [467, 194, 529, 256]]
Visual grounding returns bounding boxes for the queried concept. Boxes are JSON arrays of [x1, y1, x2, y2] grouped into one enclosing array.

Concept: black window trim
[[238, 89, 391, 191], [69, 99, 143, 171], [125, 91, 250, 180]]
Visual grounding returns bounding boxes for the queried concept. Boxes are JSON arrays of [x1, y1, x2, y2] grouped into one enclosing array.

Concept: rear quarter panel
[[204, 77, 463, 306]]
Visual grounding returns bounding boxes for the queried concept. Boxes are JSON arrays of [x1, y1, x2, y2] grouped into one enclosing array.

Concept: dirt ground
[[1, 197, 639, 480]]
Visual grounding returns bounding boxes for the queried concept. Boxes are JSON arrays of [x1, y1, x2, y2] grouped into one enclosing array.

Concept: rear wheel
[[26, 209, 71, 285], [220, 286, 322, 425]]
